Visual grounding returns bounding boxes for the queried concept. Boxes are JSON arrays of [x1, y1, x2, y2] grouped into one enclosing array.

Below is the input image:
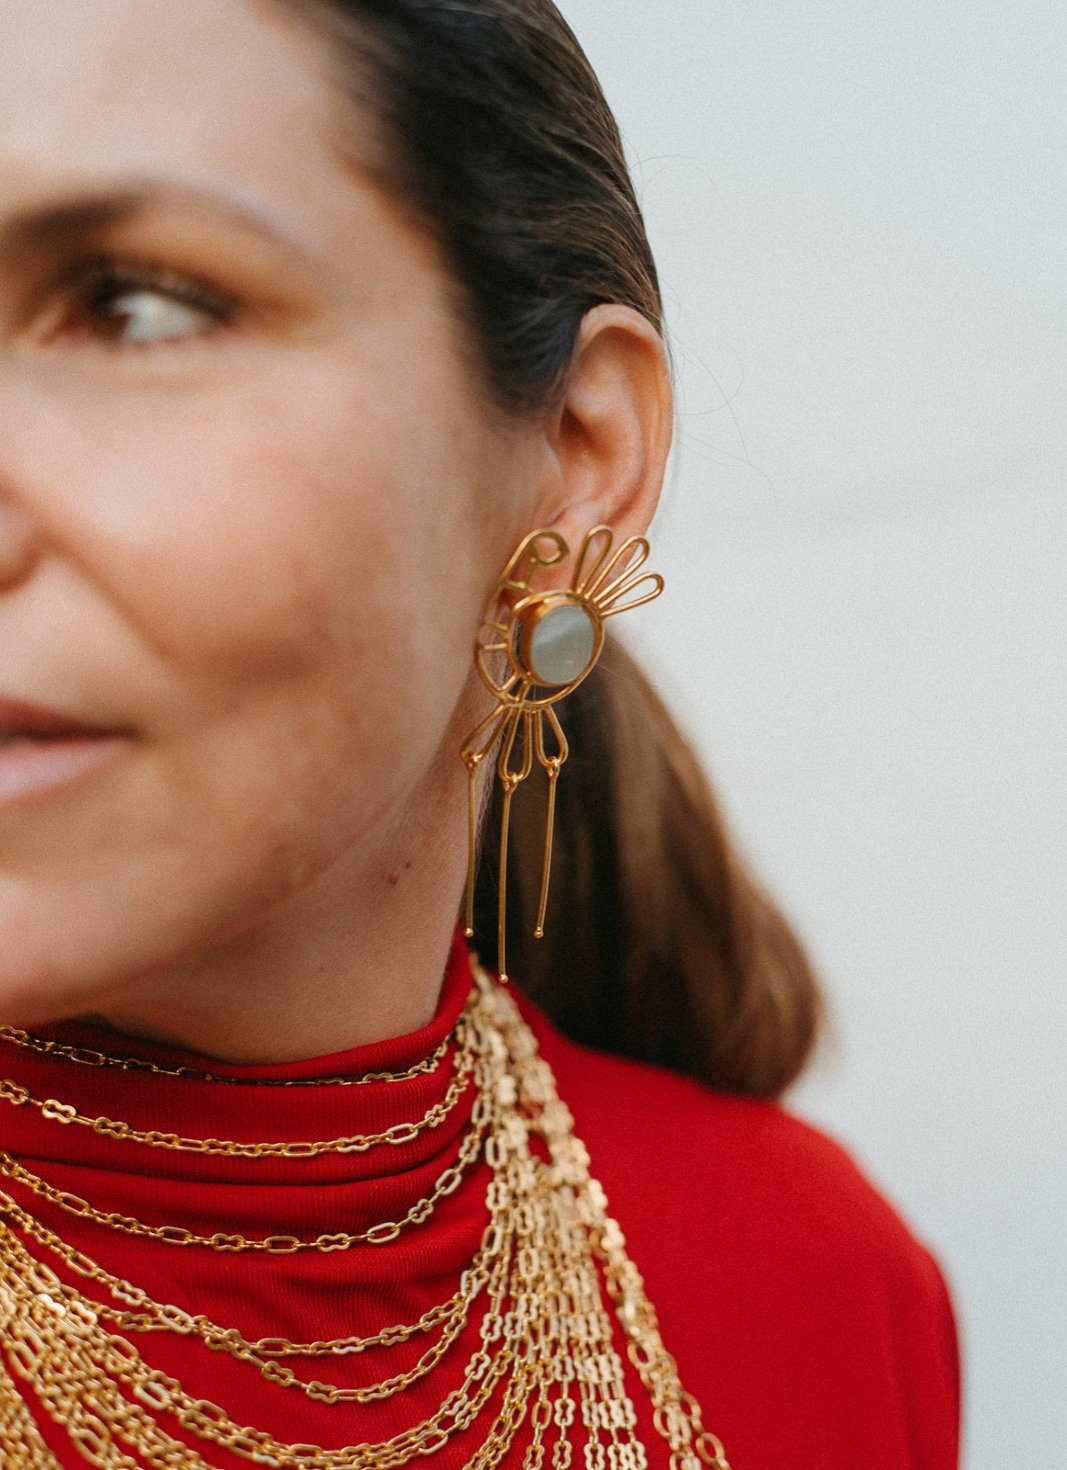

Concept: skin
[[0, 0, 672, 1062]]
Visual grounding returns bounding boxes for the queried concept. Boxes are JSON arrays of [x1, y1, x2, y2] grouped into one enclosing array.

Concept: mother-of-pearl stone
[[528, 603, 599, 686]]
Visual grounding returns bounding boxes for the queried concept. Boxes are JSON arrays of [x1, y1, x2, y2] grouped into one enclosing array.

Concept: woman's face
[[0, 0, 529, 1023]]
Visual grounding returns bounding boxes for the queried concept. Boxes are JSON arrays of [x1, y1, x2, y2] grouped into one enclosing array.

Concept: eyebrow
[[0, 178, 315, 263]]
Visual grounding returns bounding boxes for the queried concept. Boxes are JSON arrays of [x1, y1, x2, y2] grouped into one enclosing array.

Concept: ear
[[530, 303, 673, 582]]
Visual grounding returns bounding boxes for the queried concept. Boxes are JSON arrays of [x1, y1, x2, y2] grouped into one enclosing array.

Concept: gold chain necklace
[[0, 1188, 515, 1408], [0, 1024, 456, 1086], [0, 1020, 475, 1157], [0, 1110, 488, 1252], [0, 970, 731, 1470]]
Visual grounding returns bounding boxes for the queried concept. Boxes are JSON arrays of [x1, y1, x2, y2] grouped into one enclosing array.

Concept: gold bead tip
[[534, 928, 544, 940], [464, 926, 475, 939]]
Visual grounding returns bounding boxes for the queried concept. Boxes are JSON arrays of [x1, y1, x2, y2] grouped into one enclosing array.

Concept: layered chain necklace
[[0, 969, 730, 1470]]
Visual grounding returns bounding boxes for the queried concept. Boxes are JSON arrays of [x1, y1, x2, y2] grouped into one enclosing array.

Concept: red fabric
[[0, 929, 960, 1467]]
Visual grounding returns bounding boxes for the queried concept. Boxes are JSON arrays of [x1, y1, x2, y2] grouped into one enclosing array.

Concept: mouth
[[0, 698, 133, 807]]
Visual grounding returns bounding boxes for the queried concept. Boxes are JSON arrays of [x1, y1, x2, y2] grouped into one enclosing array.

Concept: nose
[[0, 496, 40, 591]]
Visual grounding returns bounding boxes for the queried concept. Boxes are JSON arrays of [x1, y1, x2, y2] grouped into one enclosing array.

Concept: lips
[[0, 697, 132, 806], [0, 696, 120, 741]]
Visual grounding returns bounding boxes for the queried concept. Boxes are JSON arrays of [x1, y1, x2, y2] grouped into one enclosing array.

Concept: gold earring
[[461, 523, 664, 979]]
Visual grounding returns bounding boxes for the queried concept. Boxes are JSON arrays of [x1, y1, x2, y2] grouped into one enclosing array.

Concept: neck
[[81, 782, 470, 1066]]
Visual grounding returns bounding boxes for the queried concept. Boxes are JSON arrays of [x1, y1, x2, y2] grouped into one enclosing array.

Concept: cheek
[[0, 344, 517, 1006], [60, 367, 495, 847], [68, 371, 481, 713]]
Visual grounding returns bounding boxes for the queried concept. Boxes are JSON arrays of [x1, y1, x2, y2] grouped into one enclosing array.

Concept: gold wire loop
[[461, 525, 663, 979]]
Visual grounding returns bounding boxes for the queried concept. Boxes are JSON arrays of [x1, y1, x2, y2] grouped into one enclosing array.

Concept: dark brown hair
[[277, 0, 822, 1096], [474, 640, 821, 1097]]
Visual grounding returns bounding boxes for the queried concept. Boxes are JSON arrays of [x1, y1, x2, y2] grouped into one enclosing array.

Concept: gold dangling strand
[[534, 759, 561, 940], [461, 524, 663, 978]]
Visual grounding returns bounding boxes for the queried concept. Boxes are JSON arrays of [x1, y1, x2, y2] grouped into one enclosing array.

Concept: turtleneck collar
[[0, 924, 485, 1286], [1, 924, 477, 1188]]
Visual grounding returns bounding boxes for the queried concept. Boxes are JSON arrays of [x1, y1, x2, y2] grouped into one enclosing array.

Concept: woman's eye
[[43, 263, 234, 348], [94, 287, 214, 345]]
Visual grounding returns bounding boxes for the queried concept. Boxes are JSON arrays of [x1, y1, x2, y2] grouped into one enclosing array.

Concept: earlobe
[[538, 302, 673, 563]]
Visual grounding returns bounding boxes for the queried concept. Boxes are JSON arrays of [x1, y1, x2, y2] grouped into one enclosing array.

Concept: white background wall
[[556, 1, 1065, 1463]]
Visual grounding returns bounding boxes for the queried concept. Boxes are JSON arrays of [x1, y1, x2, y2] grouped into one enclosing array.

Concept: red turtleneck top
[[0, 931, 960, 1468]]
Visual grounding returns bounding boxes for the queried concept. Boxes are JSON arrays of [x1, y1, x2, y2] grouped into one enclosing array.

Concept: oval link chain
[[0, 1024, 456, 1087], [0, 1021, 474, 1157], [0, 1107, 487, 1253]]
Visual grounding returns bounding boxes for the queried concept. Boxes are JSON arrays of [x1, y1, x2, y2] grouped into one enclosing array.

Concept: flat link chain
[[0, 1021, 474, 1157], [0, 969, 730, 1470]]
